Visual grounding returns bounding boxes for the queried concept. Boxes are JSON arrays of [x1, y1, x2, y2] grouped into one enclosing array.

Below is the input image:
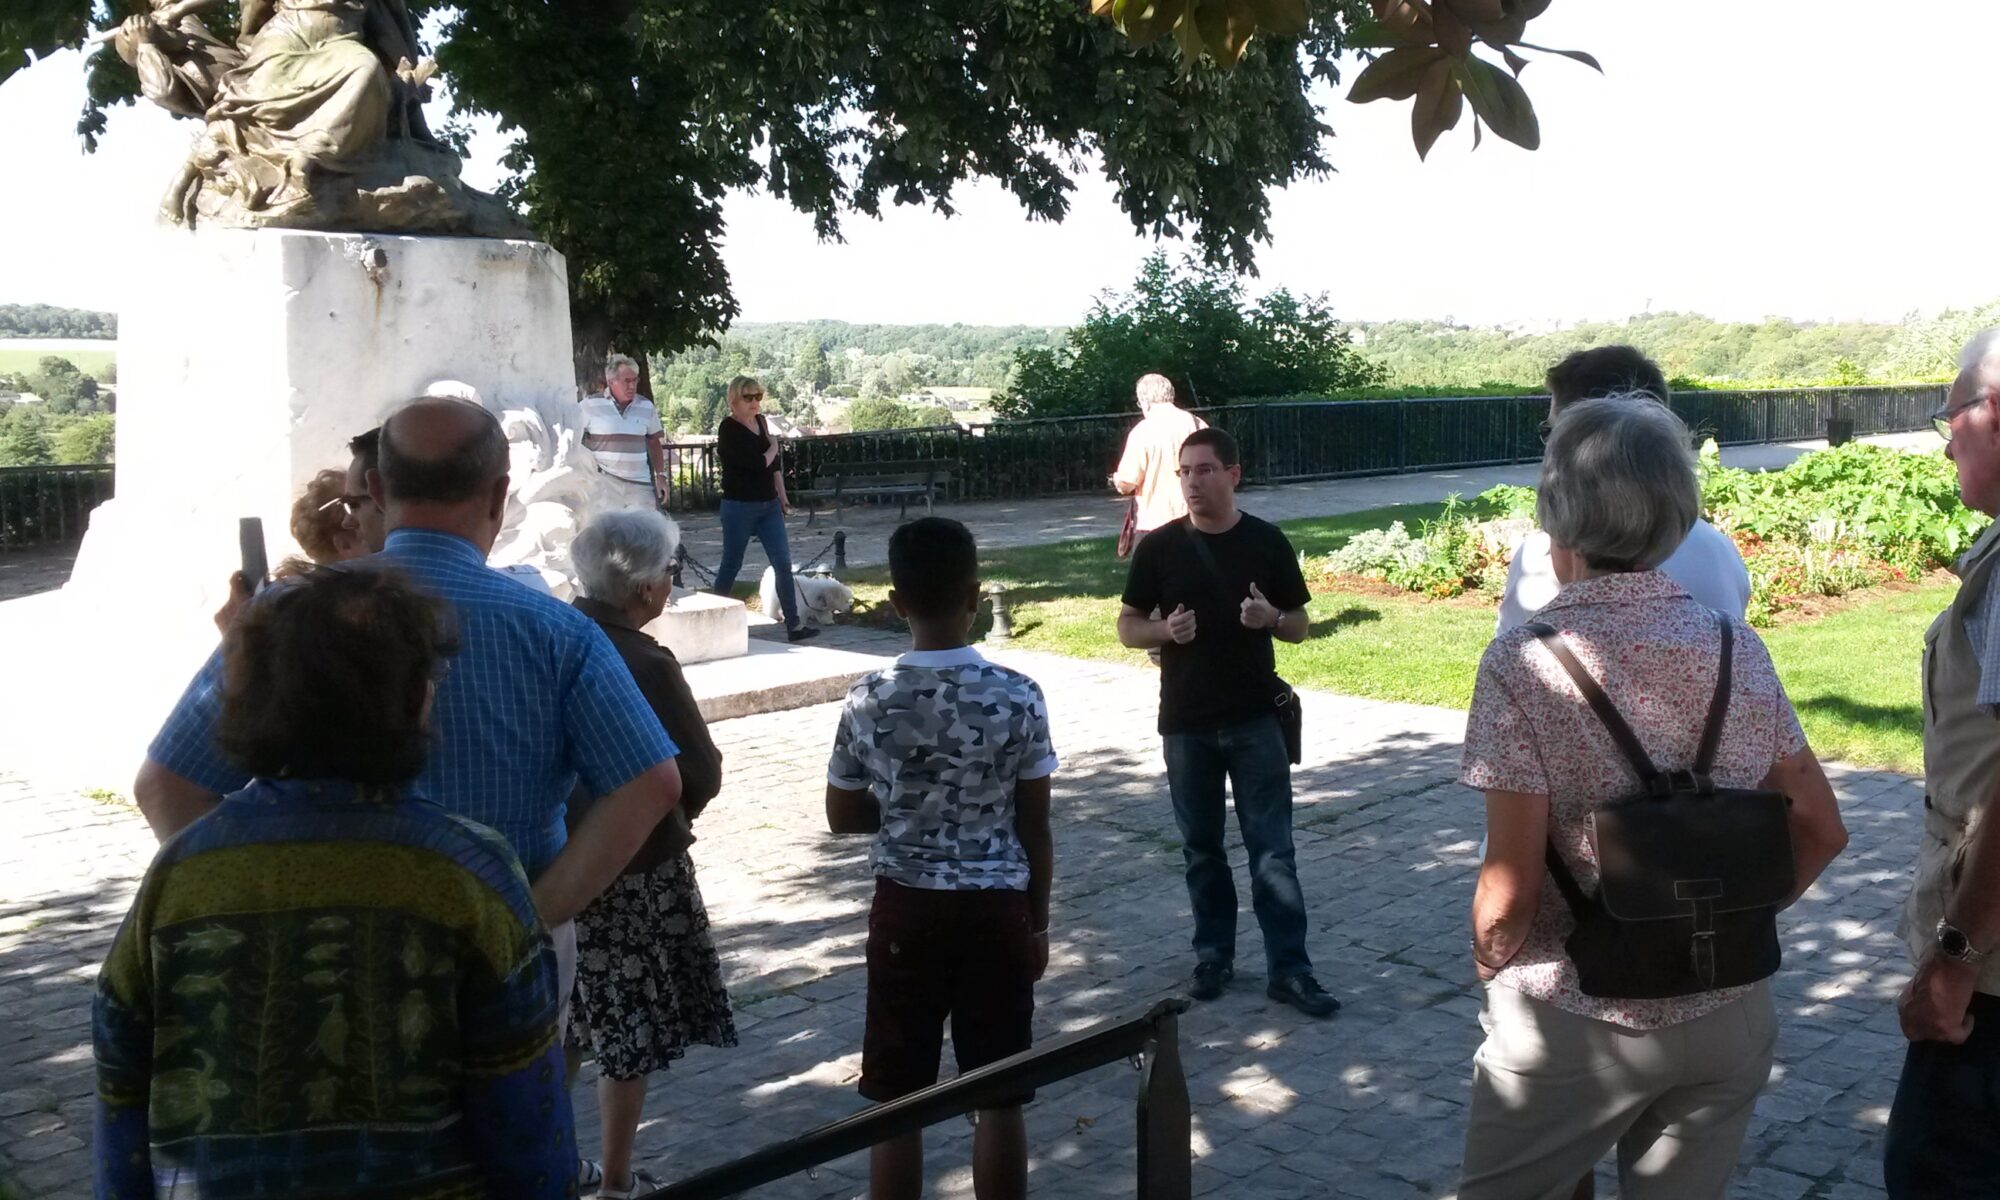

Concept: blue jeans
[[712, 499, 799, 628], [1163, 713, 1311, 980], [1885, 992, 2000, 1196]]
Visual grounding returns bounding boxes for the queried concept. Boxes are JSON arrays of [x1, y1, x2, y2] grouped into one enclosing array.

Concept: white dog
[[761, 566, 854, 628]]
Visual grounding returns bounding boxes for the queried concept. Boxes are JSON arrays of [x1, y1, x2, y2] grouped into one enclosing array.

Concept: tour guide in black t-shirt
[[1117, 427, 1338, 1018]]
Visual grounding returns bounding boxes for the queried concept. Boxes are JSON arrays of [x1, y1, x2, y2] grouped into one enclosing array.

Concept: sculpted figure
[[102, 0, 523, 236]]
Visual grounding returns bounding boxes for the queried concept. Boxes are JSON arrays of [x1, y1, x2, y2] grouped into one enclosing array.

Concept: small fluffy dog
[[761, 566, 855, 628]]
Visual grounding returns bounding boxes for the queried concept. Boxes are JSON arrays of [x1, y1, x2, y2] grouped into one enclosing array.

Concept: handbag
[[1522, 614, 1794, 999], [1187, 529, 1302, 765], [1116, 497, 1139, 559]]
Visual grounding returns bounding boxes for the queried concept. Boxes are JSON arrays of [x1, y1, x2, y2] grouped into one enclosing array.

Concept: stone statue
[[101, 0, 525, 237]]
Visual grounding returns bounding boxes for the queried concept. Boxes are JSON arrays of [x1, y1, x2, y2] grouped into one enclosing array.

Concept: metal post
[[833, 530, 847, 573], [1135, 1011, 1191, 1200], [986, 582, 1012, 642], [671, 544, 686, 589]]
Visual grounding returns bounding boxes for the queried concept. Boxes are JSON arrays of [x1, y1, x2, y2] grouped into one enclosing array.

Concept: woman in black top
[[711, 375, 817, 641]]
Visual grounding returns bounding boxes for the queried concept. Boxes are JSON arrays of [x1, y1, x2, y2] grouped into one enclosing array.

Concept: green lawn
[[0, 342, 116, 378], [841, 499, 1940, 774]]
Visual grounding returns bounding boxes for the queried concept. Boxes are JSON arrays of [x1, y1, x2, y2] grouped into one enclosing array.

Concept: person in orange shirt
[[1113, 373, 1208, 537]]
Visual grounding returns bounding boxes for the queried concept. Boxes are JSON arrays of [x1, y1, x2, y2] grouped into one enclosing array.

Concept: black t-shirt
[[717, 416, 779, 502], [1121, 513, 1311, 735]]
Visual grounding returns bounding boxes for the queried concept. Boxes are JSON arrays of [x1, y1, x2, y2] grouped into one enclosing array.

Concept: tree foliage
[[28, 0, 1385, 378], [999, 252, 1383, 417], [0, 408, 55, 466], [0, 303, 116, 338], [51, 411, 116, 463], [844, 397, 957, 432]]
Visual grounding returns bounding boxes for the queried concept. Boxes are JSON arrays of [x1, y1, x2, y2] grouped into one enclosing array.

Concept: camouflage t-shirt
[[826, 647, 1058, 890]]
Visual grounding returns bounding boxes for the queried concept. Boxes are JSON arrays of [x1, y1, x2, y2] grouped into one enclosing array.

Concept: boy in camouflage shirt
[[826, 517, 1057, 1199]]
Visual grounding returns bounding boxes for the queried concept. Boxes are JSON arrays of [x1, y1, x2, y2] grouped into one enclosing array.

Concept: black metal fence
[[0, 464, 113, 549], [0, 387, 1946, 541], [641, 998, 1192, 1200], [656, 385, 1943, 512]]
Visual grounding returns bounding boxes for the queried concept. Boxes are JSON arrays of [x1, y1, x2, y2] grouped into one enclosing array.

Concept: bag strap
[[1523, 622, 1661, 780], [1694, 613, 1734, 778]]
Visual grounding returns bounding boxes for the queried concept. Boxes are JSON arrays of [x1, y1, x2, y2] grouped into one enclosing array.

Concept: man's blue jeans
[[1163, 712, 1312, 980], [1884, 992, 2000, 1196], [713, 498, 799, 628]]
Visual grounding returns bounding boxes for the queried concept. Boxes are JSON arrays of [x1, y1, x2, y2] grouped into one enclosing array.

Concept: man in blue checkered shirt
[[135, 397, 683, 939]]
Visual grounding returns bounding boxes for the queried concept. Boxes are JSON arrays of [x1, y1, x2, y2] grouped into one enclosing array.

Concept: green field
[[833, 501, 1940, 774], [0, 338, 116, 378]]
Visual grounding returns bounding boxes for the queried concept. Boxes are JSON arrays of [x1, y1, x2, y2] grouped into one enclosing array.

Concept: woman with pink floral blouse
[[1457, 396, 1849, 1200]]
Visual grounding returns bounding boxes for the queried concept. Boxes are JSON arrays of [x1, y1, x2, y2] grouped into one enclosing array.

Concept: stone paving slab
[[0, 642, 1919, 1199]]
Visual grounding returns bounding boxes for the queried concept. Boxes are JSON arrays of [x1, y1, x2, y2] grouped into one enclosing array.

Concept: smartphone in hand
[[239, 517, 270, 595]]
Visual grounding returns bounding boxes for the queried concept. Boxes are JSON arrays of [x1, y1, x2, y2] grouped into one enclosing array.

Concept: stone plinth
[[643, 588, 748, 665], [69, 227, 578, 642]]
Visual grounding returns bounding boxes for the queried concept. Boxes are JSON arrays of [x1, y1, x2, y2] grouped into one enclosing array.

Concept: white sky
[[1, 0, 1996, 328]]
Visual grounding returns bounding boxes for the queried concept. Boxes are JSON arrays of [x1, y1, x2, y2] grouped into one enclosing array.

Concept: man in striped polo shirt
[[581, 353, 668, 507]]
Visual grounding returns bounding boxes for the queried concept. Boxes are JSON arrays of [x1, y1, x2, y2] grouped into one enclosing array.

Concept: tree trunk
[[572, 303, 611, 398]]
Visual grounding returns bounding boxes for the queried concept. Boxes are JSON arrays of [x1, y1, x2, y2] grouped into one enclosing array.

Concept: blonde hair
[[727, 375, 763, 407], [290, 468, 358, 565]]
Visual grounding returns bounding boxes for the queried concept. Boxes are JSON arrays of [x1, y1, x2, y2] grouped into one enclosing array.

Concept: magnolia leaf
[[1410, 59, 1463, 160], [1512, 0, 1556, 20], [1195, 1, 1257, 68], [1245, 0, 1311, 36], [1340, 18, 1431, 49], [1347, 45, 1446, 104], [1431, 4, 1472, 56], [1438, 0, 1508, 23], [1472, 114, 1483, 149], [1371, 0, 1434, 39], [1502, 46, 1528, 77], [1516, 41, 1603, 72], [1172, 4, 1206, 64], [1454, 54, 1539, 149], [1469, 13, 1529, 45]]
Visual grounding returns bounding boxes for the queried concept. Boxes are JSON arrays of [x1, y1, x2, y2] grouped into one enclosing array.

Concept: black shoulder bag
[[1188, 530, 1303, 764], [1522, 614, 1795, 999]]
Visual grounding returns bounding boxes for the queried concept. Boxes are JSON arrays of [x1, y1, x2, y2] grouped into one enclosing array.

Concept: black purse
[[1522, 614, 1795, 999]]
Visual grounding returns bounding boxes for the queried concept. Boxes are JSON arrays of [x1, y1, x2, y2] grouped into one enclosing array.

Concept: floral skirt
[[565, 853, 737, 1080]]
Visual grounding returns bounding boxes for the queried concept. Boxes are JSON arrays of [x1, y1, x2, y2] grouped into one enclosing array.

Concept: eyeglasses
[[1175, 463, 1228, 479], [741, 392, 764, 402], [1932, 397, 1983, 442], [318, 493, 375, 515], [1537, 418, 1554, 444]]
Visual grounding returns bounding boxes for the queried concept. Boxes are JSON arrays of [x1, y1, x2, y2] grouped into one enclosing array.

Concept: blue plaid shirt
[[147, 528, 677, 876]]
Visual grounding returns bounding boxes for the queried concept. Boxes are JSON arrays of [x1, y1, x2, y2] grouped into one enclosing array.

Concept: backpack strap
[[1692, 612, 1734, 782], [1522, 622, 1660, 780]]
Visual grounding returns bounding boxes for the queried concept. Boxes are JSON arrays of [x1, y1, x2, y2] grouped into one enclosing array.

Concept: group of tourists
[[88, 329, 2000, 1199]]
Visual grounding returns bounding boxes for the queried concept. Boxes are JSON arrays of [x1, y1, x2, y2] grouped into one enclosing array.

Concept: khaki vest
[[1908, 521, 2000, 993]]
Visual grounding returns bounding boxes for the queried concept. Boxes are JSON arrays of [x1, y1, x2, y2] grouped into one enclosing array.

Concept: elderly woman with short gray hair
[[564, 508, 734, 1199], [1456, 397, 1848, 1199]]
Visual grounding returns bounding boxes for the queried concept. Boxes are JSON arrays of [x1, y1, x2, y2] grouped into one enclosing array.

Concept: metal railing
[[0, 463, 113, 549], [660, 385, 1943, 512], [0, 388, 1943, 536], [640, 997, 1193, 1200]]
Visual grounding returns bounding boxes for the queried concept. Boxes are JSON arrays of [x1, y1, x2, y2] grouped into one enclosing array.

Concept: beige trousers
[[552, 919, 577, 1039], [1457, 980, 1775, 1200]]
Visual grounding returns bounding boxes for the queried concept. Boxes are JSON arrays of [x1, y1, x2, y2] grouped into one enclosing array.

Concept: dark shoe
[[786, 624, 821, 642], [1189, 961, 1233, 1001], [1267, 973, 1341, 1018]]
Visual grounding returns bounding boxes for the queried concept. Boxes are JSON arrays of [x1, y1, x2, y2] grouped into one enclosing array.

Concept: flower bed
[[1311, 442, 1987, 626]]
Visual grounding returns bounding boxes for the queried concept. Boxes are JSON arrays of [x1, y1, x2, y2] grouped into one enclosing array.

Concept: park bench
[[795, 459, 953, 525]]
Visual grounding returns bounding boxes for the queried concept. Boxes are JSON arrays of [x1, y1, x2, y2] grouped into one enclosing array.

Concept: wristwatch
[[1936, 917, 1990, 966]]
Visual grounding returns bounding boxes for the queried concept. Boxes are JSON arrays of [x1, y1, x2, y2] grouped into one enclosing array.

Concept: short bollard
[[833, 530, 847, 573], [987, 582, 1012, 642], [671, 544, 687, 588]]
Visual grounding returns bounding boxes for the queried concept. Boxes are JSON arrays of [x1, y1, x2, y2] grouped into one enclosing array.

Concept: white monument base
[[644, 587, 749, 665], [70, 227, 581, 645]]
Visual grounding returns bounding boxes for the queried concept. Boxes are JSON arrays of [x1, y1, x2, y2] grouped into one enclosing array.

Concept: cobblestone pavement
[[0, 639, 1920, 1199]]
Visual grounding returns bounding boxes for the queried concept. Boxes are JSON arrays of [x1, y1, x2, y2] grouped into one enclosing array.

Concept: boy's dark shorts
[[859, 878, 1038, 1105]]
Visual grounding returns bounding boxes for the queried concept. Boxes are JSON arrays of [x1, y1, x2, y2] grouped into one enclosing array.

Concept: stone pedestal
[[70, 227, 579, 642], [643, 587, 749, 665]]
